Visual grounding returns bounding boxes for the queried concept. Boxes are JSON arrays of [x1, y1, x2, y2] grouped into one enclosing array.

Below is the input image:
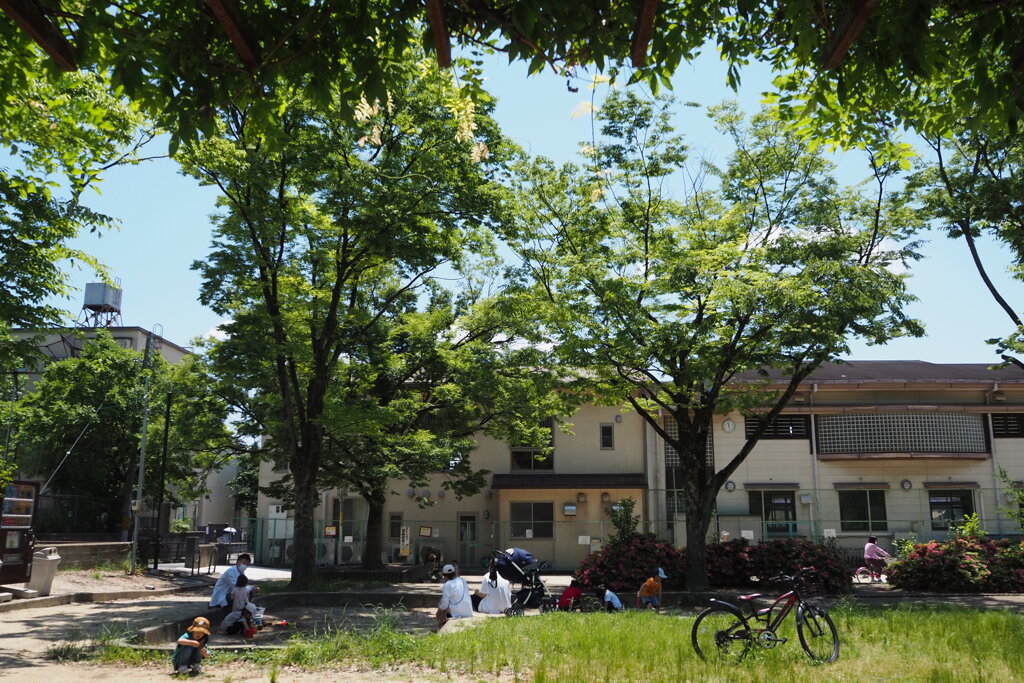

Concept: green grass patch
[[93, 604, 1024, 681]]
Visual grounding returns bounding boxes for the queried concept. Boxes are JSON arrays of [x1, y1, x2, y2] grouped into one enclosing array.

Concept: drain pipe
[[986, 383, 1002, 535], [809, 383, 821, 539]]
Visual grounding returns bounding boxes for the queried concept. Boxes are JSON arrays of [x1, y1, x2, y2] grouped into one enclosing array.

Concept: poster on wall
[[418, 526, 433, 538], [400, 526, 411, 557]]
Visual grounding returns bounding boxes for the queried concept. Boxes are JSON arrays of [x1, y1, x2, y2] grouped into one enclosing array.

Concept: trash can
[[27, 547, 61, 596]]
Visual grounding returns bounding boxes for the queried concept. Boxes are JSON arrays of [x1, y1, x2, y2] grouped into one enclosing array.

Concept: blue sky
[[53, 50, 1021, 363]]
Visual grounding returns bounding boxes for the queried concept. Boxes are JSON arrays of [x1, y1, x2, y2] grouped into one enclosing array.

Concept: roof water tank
[[83, 283, 122, 313]]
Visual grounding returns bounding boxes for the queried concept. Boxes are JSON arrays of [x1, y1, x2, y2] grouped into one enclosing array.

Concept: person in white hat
[[637, 567, 668, 611], [435, 562, 473, 630]]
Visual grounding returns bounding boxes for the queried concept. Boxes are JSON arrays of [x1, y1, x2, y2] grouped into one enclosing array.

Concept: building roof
[[491, 473, 648, 489], [738, 360, 1024, 386]]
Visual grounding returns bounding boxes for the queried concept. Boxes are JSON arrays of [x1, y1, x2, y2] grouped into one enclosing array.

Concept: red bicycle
[[691, 567, 839, 663]]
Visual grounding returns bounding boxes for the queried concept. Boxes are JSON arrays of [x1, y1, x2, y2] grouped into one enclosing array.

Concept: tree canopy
[[504, 91, 924, 589], [2, 1, 1022, 148], [179, 52, 518, 587]]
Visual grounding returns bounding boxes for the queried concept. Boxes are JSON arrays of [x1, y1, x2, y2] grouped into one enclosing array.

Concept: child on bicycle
[[863, 536, 893, 582]]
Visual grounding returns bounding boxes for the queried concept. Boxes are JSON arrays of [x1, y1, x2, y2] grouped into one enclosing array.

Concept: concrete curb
[[0, 582, 209, 614]]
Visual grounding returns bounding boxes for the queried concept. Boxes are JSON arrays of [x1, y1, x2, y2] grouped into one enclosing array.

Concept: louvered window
[[991, 414, 1024, 438]]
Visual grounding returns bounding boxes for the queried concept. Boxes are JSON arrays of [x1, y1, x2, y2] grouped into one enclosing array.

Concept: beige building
[[256, 361, 1024, 570]]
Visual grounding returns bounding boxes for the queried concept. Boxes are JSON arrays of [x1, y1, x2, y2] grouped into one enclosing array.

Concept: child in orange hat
[[173, 616, 211, 676]]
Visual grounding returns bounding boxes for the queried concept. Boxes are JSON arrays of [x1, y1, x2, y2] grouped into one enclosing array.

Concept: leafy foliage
[[0, 70, 145, 371], [606, 496, 640, 545], [12, 331, 236, 532], [888, 537, 1024, 593], [744, 539, 850, 595], [575, 534, 684, 595], [504, 90, 922, 589], [179, 50, 531, 584]]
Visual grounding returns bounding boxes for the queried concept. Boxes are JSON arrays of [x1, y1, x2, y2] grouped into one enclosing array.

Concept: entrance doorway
[[458, 514, 478, 568]]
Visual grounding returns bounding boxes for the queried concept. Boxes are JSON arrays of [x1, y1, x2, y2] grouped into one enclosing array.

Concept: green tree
[[504, 92, 923, 590], [914, 129, 1024, 368], [12, 332, 236, 534], [0, 70, 146, 371], [180, 52, 513, 588], [313, 287, 572, 569], [2, 3, 1022, 143]]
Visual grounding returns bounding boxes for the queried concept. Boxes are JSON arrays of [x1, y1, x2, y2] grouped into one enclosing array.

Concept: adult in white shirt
[[435, 563, 473, 631], [209, 554, 251, 608], [475, 560, 512, 614]]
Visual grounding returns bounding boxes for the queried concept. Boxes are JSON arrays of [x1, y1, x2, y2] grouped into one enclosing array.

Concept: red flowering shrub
[[745, 538, 850, 594], [887, 537, 1024, 592], [706, 539, 754, 587], [575, 534, 685, 594]]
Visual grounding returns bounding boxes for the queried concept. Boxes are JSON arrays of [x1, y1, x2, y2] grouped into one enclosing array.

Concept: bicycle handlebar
[[767, 566, 818, 585]]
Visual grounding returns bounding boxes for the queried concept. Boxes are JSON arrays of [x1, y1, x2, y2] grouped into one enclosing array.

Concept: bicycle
[[691, 567, 839, 663], [854, 556, 895, 584]]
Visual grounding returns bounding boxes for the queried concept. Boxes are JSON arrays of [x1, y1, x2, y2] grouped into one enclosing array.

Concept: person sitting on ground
[[221, 573, 259, 635], [173, 616, 211, 677], [474, 558, 512, 614], [209, 553, 251, 609], [435, 563, 474, 631], [863, 536, 893, 583], [557, 579, 583, 611], [596, 584, 623, 612], [636, 567, 667, 611]]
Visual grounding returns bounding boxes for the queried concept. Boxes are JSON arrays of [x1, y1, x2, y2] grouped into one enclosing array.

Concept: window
[[815, 413, 987, 454], [510, 502, 553, 538], [388, 513, 402, 539], [744, 415, 810, 439], [663, 418, 714, 518], [929, 490, 975, 531], [600, 423, 614, 449], [511, 418, 555, 471], [991, 414, 1024, 438], [749, 490, 797, 536], [838, 490, 888, 532]]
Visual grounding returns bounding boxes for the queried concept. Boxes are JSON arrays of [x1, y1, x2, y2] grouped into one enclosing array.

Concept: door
[[458, 514, 478, 569]]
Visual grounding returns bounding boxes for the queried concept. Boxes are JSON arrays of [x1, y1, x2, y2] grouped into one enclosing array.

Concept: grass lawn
[[93, 602, 1024, 681]]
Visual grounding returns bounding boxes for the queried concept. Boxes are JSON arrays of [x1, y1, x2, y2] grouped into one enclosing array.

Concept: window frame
[[748, 490, 798, 536], [744, 415, 811, 440], [928, 489, 975, 531], [837, 489, 889, 532], [509, 501, 554, 538], [388, 512, 403, 539], [510, 418, 555, 471], [599, 423, 614, 450]]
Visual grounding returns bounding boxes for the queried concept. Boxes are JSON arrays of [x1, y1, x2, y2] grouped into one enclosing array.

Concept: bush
[[576, 536, 848, 594], [887, 537, 1024, 593], [705, 538, 753, 587], [745, 538, 850, 594], [575, 534, 685, 594]]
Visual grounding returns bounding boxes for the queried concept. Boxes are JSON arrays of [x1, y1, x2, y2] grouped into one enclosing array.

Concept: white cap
[[657, 567, 668, 579], [442, 563, 456, 575]]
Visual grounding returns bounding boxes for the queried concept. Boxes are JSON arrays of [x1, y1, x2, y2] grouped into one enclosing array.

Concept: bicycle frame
[[709, 586, 808, 636]]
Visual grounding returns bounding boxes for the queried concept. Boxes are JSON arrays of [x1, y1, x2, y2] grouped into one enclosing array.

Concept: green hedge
[[576, 536, 849, 594], [887, 537, 1024, 592]]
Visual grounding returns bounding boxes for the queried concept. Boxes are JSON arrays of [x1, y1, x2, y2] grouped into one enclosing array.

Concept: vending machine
[[0, 481, 38, 583]]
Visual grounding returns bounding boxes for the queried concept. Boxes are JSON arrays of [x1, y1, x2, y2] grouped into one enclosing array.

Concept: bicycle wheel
[[797, 604, 839, 663], [854, 567, 873, 584], [691, 606, 753, 663]]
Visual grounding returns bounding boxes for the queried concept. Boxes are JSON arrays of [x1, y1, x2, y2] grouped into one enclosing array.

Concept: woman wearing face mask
[[210, 553, 252, 609]]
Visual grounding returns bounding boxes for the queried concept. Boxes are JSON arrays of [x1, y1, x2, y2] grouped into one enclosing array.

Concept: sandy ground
[[0, 569, 459, 682]]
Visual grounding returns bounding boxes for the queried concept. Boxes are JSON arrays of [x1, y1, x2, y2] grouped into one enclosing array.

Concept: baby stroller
[[492, 548, 556, 616]]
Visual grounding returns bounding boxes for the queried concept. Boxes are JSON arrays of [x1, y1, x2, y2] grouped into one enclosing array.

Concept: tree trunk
[[289, 457, 319, 589], [362, 491, 386, 570], [684, 501, 713, 591]]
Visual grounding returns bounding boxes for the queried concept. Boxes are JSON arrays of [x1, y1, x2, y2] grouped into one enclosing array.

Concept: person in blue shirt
[[596, 584, 623, 612]]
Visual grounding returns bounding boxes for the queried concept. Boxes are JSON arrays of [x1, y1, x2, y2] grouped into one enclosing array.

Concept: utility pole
[[153, 391, 172, 571], [130, 329, 155, 574]]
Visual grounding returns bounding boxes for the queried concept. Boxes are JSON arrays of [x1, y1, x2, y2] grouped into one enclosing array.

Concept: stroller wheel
[[504, 606, 525, 617], [540, 597, 556, 613]]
